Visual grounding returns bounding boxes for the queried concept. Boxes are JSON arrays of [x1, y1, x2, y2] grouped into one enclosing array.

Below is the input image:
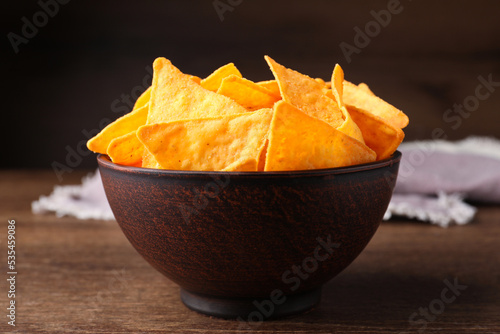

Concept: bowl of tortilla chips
[[90, 56, 408, 320]]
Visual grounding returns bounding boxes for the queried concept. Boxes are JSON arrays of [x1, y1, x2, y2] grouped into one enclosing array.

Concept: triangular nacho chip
[[87, 103, 148, 154], [357, 82, 374, 95], [107, 131, 143, 166], [137, 109, 273, 171], [265, 56, 344, 129], [217, 75, 280, 110], [265, 101, 376, 171], [331, 64, 344, 107], [346, 105, 404, 160], [141, 150, 162, 169], [325, 64, 364, 144], [257, 139, 269, 172], [147, 58, 248, 124], [343, 80, 409, 128], [133, 86, 151, 110], [256, 80, 281, 99], [200, 63, 242, 92], [187, 75, 202, 84], [142, 58, 250, 168], [336, 106, 365, 144]]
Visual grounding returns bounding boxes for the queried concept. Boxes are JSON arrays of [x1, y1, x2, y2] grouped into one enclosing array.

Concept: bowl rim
[[97, 150, 401, 177]]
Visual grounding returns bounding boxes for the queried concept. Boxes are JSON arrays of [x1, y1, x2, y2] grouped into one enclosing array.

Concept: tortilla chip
[[143, 58, 248, 168], [322, 64, 364, 144], [134, 72, 203, 112], [331, 64, 344, 107], [87, 103, 148, 154], [137, 109, 273, 171], [315, 78, 326, 85], [222, 159, 259, 172], [188, 75, 202, 84], [346, 105, 404, 160], [133, 87, 151, 110], [336, 106, 365, 144], [147, 58, 248, 125], [264, 56, 344, 129], [256, 80, 281, 99], [257, 139, 269, 171], [357, 82, 374, 96], [265, 101, 376, 171], [107, 131, 144, 166], [200, 63, 242, 92], [343, 80, 409, 128], [217, 75, 280, 110], [141, 150, 162, 169]]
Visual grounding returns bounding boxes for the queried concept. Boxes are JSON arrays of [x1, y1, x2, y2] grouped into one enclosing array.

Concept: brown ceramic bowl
[[98, 151, 401, 320]]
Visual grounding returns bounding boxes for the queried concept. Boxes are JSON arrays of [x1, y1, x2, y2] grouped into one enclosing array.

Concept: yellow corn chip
[[147, 58, 248, 125], [257, 139, 269, 172], [141, 150, 162, 169], [346, 105, 404, 160], [265, 101, 376, 171], [315, 78, 326, 85], [222, 159, 259, 172], [137, 108, 273, 171], [142, 58, 249, 168], [256, 80, 281, 99], [200, 63, 242, 92], [87, 103, 148, 154], [343, 80, 409, 128], [265, 56, 344, 129], [357, 82, 374, 95], [107, 131, 144, 166], [188, 75, 202, 84], [217, 75, 280, 110], [133, 87, 151, 110], [337, 106, 365, 144], [331, 64, 344, 107], [326, 64, 364, 144]]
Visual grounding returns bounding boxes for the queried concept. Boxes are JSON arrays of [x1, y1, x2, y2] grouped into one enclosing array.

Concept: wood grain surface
[[1, 170, 499, 333]]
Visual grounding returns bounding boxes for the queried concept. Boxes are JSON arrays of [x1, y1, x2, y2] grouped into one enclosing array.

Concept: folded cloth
[[384, 136, 500, 227], [384, 192, 477, 227], [32, 171, 114, 220]]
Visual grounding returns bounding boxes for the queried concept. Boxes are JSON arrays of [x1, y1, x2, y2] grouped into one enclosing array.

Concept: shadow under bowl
[[97, 151, 401, 320]]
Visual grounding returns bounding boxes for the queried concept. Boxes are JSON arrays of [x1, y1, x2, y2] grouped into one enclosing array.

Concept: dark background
[[2, 0, 499, 178]]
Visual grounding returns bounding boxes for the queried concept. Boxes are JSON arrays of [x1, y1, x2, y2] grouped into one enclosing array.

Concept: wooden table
[[1, 170, 499, 333]]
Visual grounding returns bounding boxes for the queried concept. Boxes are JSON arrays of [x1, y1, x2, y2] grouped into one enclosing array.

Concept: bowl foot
[[180, 288, 321, 320]]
